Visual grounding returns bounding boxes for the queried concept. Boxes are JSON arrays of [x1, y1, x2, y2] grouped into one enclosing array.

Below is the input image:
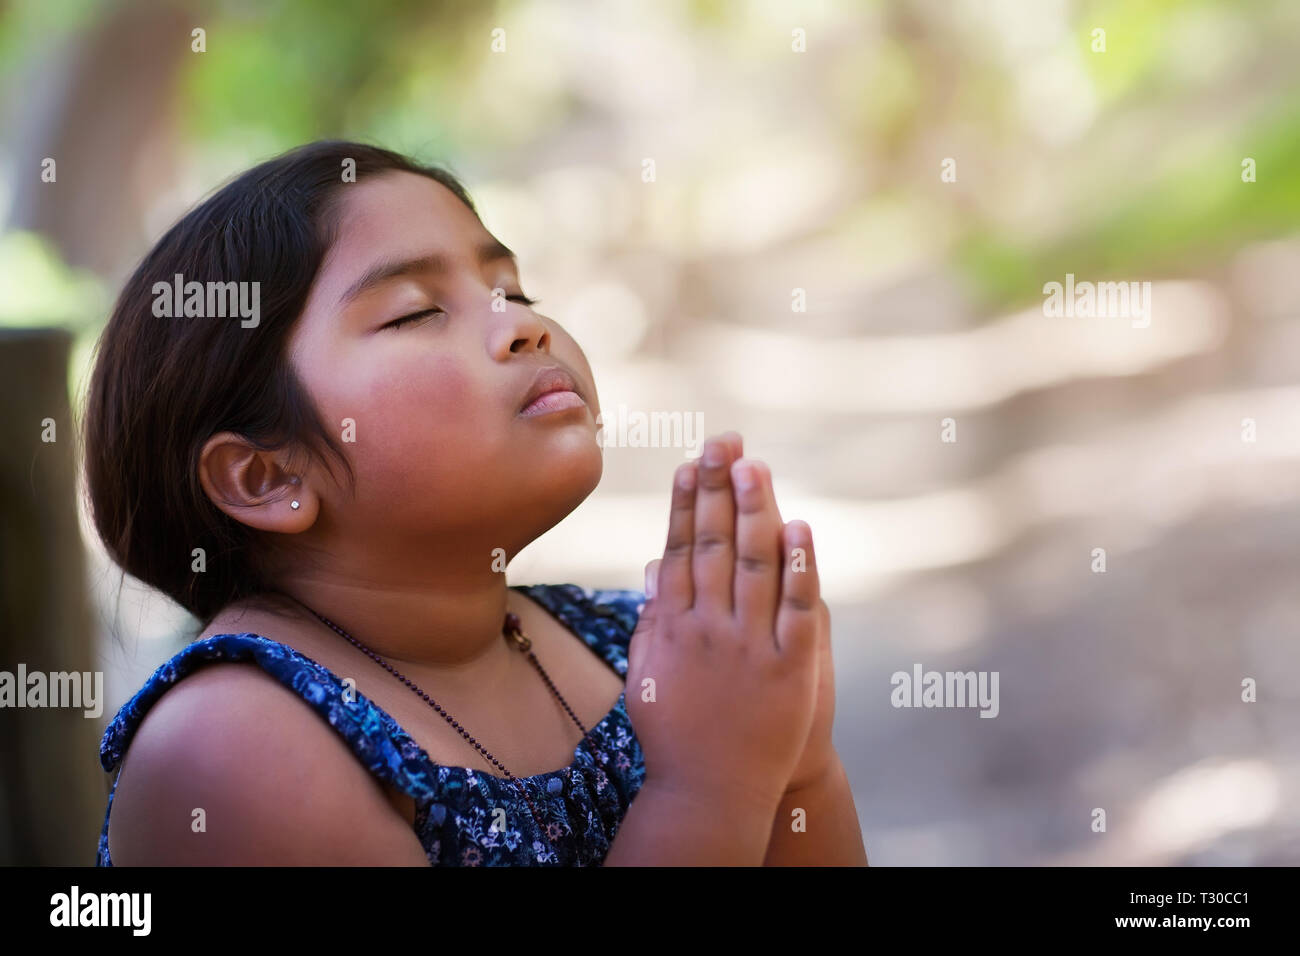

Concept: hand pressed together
[[625, 431, 837, 815]]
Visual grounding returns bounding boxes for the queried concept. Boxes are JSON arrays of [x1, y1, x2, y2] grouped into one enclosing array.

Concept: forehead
[[326, 170, 488, 261]]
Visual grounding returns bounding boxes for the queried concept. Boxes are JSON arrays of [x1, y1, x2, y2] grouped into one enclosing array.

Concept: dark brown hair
[[81, 140, 477, 630]]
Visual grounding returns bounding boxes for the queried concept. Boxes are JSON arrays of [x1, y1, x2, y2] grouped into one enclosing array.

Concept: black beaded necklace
[[281, 593, 593, 844]]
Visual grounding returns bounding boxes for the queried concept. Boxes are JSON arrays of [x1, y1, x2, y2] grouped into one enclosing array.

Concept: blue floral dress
[[95, 584, 646, 866]]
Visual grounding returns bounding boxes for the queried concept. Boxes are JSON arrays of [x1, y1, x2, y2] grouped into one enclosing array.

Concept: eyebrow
[[338, 239, 518, 306]]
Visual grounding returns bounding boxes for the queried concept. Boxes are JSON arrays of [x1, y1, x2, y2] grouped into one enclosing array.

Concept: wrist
[[763, 753, 868, 867], [785, 749, 842, 797], [649, 774, 782, 826], [625, 775, 780, 866]]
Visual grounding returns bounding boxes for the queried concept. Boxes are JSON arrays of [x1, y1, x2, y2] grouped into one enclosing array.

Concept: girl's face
[[285, 171, 603, 568]]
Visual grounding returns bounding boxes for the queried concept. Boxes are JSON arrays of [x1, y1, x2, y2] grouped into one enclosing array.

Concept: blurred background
[[1, 0, 1298, 865]]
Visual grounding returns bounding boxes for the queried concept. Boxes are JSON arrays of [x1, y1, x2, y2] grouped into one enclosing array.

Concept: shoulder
[[105, 659, 428, 865], [100, 630, 332, 773]]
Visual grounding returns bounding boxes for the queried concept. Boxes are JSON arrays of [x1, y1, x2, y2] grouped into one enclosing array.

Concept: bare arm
[[763, 754, 869, 866], [107, 663, 430, 866]]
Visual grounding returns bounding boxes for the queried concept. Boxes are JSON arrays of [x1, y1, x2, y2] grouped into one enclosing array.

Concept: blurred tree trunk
[[0, 329, 100, 865], [6, 0, 191, 282], [0, 0, 192, 865]]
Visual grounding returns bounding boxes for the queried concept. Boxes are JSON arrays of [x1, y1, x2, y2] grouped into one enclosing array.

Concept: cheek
[[379, 356, 481, 452], [372, 354, 474, 426], [321, 353, 493, 490]]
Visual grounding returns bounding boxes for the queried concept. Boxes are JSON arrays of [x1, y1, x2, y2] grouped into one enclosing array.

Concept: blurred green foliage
[[957, 103, 1300, 310], [1, 0, 1297, 325], [181, 0, 486, 150], [0, 231, 106, 330]]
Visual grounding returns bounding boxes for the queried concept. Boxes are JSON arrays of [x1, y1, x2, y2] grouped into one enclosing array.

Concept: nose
[[490, 299, 550, 358]]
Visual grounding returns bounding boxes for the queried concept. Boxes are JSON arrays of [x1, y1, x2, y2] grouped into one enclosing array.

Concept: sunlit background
[[2, 0, 1298, 865]]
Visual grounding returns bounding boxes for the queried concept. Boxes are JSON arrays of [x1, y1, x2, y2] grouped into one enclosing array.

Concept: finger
[[731, 458, 781, 639], [814, 597, 834, 696], [775, 520, 820, 658], [644, 558, 662, 602], [692, 434, 739, 617], [657, 461, 697, 614]]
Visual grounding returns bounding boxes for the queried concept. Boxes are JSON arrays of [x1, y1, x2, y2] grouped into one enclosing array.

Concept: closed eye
[[381, 308, 443, 331], [380, 295, 539, 331]]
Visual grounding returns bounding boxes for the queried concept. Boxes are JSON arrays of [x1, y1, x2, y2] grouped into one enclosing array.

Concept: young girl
[[83, 141, 866, 866]]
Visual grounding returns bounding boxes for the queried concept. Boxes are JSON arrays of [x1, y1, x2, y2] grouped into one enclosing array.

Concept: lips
[[518, 365, 585, 414]]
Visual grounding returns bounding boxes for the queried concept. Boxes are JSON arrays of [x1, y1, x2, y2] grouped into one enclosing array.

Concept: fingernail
[[733, 461, 756, 491], [703, 442, 727, 467], [645, 562, 658, 600], [677, 463, 696, 490]]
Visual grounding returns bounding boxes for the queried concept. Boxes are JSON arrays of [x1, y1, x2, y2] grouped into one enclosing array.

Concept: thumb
[[634, 559, 661, 635], [643, 558, 662, 603], [627, 560, 662, 680]]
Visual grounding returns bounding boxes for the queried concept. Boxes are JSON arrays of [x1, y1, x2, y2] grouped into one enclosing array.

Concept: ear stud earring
[[290, 500, 301, 510]]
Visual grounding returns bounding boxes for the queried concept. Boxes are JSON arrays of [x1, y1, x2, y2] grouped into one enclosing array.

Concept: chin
[[556, 429, 605, 498], [504, 462, 602, 558], [529, 432, 604, 520]]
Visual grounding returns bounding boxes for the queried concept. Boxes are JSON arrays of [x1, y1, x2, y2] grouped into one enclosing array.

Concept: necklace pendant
[[503, 613, 532, 652]]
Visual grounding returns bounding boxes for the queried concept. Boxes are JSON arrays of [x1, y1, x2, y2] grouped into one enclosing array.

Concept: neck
[[267, 566, 516, 676]]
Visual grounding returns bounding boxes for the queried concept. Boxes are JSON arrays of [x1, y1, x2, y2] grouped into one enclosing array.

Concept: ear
[[198, 431, 319, 533]]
